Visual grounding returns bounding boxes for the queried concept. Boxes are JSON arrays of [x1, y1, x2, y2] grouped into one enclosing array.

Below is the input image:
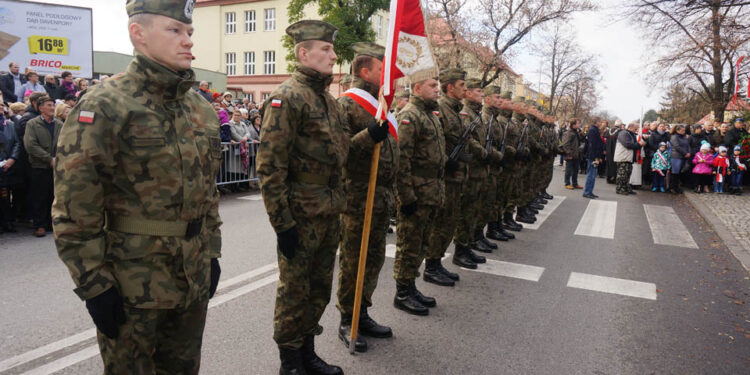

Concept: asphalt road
[[1, 168, 749, 375]]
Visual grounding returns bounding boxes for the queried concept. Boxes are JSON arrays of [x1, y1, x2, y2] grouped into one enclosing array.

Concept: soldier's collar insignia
[[271, 99, 282, 108], [78, 110, 95, 124]]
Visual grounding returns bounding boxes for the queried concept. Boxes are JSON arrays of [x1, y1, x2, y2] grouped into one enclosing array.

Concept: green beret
[[351, 42, 385, 60], [286, 20, 338, 44], [501, 91, 512, 100], [439, 68, 466, 85], [339, 74, 352, 85], [483, 85, 502, 96], [513, 96, 525, 103], [465, 78, 482, 89], [126, 0, 195, 24], [395, 91, 410, 99]]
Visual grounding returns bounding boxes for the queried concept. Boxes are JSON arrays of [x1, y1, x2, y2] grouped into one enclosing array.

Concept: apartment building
[[193, 0, 388, 103]]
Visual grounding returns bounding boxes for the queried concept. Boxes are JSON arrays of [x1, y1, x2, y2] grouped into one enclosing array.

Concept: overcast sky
[[26, 0, 662, 121]]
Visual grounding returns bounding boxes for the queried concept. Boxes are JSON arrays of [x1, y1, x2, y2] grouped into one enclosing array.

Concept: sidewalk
[[685, 190, 750, 272]]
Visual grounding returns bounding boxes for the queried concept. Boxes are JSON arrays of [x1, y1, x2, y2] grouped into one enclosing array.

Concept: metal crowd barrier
[[216, 142, 259, 186]]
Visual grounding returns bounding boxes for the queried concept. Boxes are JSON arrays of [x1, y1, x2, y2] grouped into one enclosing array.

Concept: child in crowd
[[692, 142, 715, 193], [712, 146, 730, 193], [728, 145, 746, 195], [651, 142, 671, 192]]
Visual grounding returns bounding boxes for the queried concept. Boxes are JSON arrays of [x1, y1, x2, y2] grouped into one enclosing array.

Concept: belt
[[291, 171, 339, 189], [347, 172, 393, 186], [412, 168, 444, 179], [105, 212, 204, 240]]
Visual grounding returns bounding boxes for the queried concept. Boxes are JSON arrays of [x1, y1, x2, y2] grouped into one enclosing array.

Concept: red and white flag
[[344, 88, 399, 141], [380, 0, 437, 109], [733, 55, 745, 104]]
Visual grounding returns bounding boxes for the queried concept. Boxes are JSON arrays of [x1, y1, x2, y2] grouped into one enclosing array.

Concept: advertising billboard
[[0, 0, 93, 78]]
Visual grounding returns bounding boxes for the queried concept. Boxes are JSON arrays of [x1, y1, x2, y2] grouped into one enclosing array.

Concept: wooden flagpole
[[349, 90, 386, 354]]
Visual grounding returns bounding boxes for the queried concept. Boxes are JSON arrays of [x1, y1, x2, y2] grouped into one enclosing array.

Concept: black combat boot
[[436, 260, 459, 280], [359, 309, 393, 338], [423, 259, 455, 287], [541, 189, 553, 200], [534, 196, 548, 205], [497, 225, 515, 240], [301, 336, 343, 375], [515, 207, 535, 224], [410, 281, 436, 307], [394, 283, 428, 316], [466, 248, 486, 264], [452, 244, 477, 269], [476, 228, 498, 250], [527, 203, 542, 212], [471, 238, 492, 253], [279, 348, 307, 375], [503, 211, 523, 232], [486, 221, 510, 241], [338, 315, 367, 353]]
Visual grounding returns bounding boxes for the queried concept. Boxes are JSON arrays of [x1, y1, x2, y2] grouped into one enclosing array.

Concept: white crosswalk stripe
[[566, 272, 657, 300], [463, 259, 545, 282], [574, 200, 617, 239], [643, 204, 699, 248], [521, 196, 566, 230]]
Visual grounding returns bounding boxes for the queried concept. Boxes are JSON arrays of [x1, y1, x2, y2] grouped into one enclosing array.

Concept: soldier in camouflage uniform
[[339, 74, 353, 92], [539, 115, 559, 201], [256, 20, 350, 375], [393, 76, 446, 316], [52, 1, 222, 373], [507, 97, 535, 226], [335, 42, 394, 353], [392, 90, 410, 115], [485, 90, 517, 242], [423, 68, 470, 287]]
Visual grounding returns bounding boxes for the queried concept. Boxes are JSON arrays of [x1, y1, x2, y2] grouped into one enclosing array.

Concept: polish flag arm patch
[[459, 112, 468, 116], [401, 119, 410, 125], [270, 99, 282, 108], [433, 111, 440, 116], [78, 110, 95, 124]]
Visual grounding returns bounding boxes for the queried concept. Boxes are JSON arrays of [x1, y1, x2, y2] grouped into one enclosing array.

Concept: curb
[[684, 192, 750, 273]]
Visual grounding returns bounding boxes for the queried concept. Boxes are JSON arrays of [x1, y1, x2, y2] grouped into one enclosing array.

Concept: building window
[[264, 8, 276, 31], [262, 92, 271, 101], [264, 50, 275, 75], [376, 15, 383, 38], [225, 12, 236, 34], [245, 10, 256, 32], [244, 52, 255, 75], [225, 52, 236, 76]]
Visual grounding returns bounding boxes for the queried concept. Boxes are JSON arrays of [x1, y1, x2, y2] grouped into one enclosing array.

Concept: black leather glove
[[277, 227, 299, 260], [445, 159, 460, 173], [209, 258, 221, 299], [400, 201, 417, 217], [85, 287, 126, 339], [480, 155, 492, 166], [367, 120, 389, 143]]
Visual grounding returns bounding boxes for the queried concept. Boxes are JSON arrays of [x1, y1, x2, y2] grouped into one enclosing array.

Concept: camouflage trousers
[[542, 157, 555, 190], [336, 210, 389, 317], [426, 181, 462, 260], [616, 162, 634, 193], [393, 203, 438, 284], [97, 299, 208, 375], [454, 177, 484, 247], [482, 173, 499, 224], [496, 172, 512, 218], [274, 214, 340, 350]]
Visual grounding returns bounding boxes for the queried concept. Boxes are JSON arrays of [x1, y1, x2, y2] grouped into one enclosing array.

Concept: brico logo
[[30, 59, 62, 68]]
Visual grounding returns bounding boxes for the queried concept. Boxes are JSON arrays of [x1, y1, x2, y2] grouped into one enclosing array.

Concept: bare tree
[[533, 22, 597, 115], [556, 67, 601, 121], [627, 0, 750, 121], [428, 0, 469, 69]]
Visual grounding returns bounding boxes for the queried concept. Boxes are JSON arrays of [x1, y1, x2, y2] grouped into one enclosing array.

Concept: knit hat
[[700, 141, 711, 151], [735, 145, 742, 152], [719, 146, 727, 153], [659, 142, 667, 148]]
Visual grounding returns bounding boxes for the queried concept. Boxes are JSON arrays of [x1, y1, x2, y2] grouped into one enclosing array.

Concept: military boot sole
[[423, 272, 455, 287], [393, 297, 429, 316]]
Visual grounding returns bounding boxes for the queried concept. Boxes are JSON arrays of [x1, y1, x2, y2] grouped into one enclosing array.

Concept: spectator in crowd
[[43, 75, 59, 98], [21, 72, 46, 94], [99, 75, 110, 82], [0, 106, 20, 233], [0, 62, 27, 103], [213, 102, 229, 125], [614, 122, 646, 195], [221, 92, 234, 112], [561, 119, 582, 189], [704, 121, 716, 140], [22, 96, 61, 237], [15, 92, 49, 224], [583, 119, 606, 199], [73, 78, 89, 96], [669, 124, 690, 193], [196, 81, 213, 102], [687, 124, 710, 188], [691, 142, 714, 194], [724, 118, 747, 150], [58, 71, 76, 98], [579, 123, 590, 174], [709, 121, 724, 147], [54, 103, 71, 122], [729, 145, 746, 195], [228, 110, 251, 192], [62, 95, 77, 108], [605, 121, 621, 183], [9, 102, 26, 120], [712, 146, 730, 193], [651, 142, 670, 192], [558, 122, 568, 166]]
